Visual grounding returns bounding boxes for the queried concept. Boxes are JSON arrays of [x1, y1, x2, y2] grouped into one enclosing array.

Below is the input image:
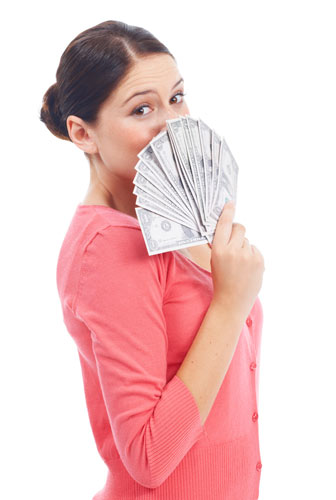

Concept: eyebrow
[[122, 77, 184, 106]]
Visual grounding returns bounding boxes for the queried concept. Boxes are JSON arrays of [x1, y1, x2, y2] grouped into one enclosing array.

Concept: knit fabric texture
[[56, 204, 264, 500]]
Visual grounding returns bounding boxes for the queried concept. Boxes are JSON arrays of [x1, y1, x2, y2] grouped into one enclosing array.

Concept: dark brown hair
[[39, 20, 175, 150]]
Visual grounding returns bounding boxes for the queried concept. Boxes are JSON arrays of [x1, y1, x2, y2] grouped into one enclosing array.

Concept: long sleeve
[[72, 225, 204, 488]]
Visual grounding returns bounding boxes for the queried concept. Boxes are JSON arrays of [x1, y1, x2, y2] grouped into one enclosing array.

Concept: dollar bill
[[132, 115, 238, 255]]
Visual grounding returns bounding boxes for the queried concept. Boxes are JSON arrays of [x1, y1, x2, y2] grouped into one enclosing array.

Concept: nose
[[158, 107, 185, 134]]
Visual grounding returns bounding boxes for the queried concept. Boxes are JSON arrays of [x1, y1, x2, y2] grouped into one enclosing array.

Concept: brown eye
[[132, 104, 151, 116], [171, 92, 186, 104]]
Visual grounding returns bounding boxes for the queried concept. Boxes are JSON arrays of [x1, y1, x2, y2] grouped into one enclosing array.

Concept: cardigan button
[[256, 462, 262, 472], [252, 412, 259, 422], [246, 317, 252, 327], [250, 362, 257, 371]]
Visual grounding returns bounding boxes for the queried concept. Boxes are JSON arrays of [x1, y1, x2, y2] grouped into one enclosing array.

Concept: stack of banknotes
[[133, 115, 238, 256]]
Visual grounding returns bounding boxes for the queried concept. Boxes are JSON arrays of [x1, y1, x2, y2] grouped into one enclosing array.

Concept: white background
[[1, 1, 335, 498]]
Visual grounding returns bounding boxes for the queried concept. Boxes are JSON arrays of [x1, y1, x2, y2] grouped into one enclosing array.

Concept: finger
[[228, 223, 246, 250], [242, 237, 253, 254], [212, 201, 235, 247]]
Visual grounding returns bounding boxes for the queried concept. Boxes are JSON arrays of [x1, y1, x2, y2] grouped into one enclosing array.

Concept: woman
[[40, 20, 265, 500]]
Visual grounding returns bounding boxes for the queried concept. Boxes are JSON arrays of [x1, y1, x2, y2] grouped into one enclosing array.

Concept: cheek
[[129, 127, 154, 154], [107, 124, 155, 178], [116, 122, 152, 155]]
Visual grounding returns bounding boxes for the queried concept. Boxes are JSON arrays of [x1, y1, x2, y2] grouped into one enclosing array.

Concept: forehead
[[115, 54, 180, 95]]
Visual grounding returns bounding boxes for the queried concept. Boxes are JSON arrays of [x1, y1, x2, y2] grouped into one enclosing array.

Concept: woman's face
[[77, 53, 190, 182]]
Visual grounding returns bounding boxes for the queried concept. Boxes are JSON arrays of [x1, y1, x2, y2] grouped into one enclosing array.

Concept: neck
[[82, 163, 138, 219]]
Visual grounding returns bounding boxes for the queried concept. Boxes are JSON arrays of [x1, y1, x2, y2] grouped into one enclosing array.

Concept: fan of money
[[132, 115, 238, 256]]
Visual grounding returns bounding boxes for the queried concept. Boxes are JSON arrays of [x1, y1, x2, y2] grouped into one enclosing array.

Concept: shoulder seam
[[72, 223, 163, 315], [90, 206, 141, 231], [72, 225, 119, 314]]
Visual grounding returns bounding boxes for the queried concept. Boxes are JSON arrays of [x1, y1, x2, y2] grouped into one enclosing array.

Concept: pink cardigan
[[56, 204, 264, 499]]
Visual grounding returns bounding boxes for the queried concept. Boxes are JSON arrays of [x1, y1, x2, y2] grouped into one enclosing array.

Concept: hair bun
[[40, 83, 68, 140]]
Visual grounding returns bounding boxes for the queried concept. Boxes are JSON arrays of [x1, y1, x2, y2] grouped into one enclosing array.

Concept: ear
[[66, 115, 98, 154]]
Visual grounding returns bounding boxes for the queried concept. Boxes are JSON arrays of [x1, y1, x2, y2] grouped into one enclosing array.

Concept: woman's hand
[[209, 201, 265, 316]]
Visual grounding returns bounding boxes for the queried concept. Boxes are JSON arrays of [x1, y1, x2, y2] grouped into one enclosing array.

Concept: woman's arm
[[176, 299, 247, 426]]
